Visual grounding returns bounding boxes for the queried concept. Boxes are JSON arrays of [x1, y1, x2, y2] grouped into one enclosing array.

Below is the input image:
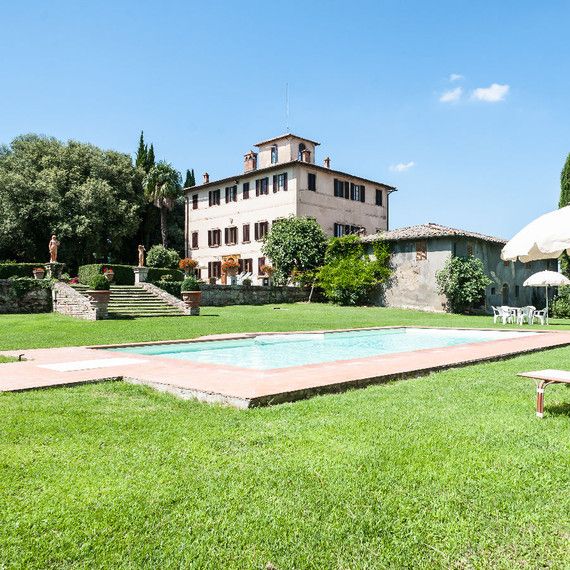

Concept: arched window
[[502, 283, 509, 305], [297, 143, 306, 160], [271, 145, 278, 164]]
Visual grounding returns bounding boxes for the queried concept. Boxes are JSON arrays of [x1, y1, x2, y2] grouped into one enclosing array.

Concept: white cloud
[[439, 87, 463, 103], [449, 73, 463, 82], [390, 161, 415, 173], [471, 83, 509, 102]]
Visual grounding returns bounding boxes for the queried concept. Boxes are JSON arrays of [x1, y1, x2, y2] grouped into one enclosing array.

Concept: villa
[[184, 133, 396, 283], [363, 222, 555, 312]]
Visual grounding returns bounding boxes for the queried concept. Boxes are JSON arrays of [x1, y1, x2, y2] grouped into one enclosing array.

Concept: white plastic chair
[[493, 306, 512, 325], [517, 306, 535, 325], [532, 308, 548, 325]]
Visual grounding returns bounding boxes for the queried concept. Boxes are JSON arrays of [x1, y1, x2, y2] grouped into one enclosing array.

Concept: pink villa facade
[[184, 134, 396, 283]]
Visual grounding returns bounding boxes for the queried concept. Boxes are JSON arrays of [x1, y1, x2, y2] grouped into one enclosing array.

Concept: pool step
[[70, 284, 186, 319]]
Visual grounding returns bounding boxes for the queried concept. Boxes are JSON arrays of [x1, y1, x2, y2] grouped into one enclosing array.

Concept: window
[[375, 189, 383, 206], [271, 145, 278, 164], [224, 226, 238, 245], [258, 256, 266, 274], [333, 178, 350, 199], [255, 177, 269, 196], [192, 194, 198, 209], [208, 189, 220, 206], [208, 229, 221, 247], [467, 242, 474, 257], [242, 223, 251, 243], [254, 221, 269, 240], [334, 223, 363, 237], [350, 183, 365, 202], [515, 285, 520, 298], [297, 143, 306, 160], [243, 182, 250, 200], [491, 287, 496, 295], [208, 261, 221, 279], [225, 185, 237, 203], [308, 172, 316, 191], [273, 172, 288, 192], [416, 240, 427, 261], [240, 258, 253, 273], [191, 231, 198, 249]]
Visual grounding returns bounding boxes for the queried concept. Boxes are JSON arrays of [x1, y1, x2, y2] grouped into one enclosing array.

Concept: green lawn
[[1, 303, 570, 351], [0, 351, 569, 568], [1, 305, 570, 568], [0, 355, 17, 363]]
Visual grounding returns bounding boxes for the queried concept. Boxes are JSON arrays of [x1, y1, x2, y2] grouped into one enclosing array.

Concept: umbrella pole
[[546, 285, 549, 325]]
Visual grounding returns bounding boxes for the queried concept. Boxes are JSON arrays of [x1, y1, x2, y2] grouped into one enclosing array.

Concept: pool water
[[109, 328, 538, 370]]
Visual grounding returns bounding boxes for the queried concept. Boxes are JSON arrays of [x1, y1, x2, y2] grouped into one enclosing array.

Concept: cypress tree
[[146, 144, 156, 173], [135, 131, 147, 170], [559, 153, 570, 276], [184, 168, 196, 188]]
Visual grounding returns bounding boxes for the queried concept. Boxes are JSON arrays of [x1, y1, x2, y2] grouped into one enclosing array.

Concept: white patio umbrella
[[501, 205, 570, 262], [523, 271, 570, 324]]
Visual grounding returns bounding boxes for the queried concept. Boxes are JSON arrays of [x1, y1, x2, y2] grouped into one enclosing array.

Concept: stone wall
[[0, 279, 52, 314], [199, 284, 309, 306], [140, 282, 190, 315], [52, 281, 99, 320]]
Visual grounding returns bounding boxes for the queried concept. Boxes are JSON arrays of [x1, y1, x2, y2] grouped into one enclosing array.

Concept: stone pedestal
[[85, 290, 111, 319], [133, 267, 149, 284], [45, 262, 65, 279]]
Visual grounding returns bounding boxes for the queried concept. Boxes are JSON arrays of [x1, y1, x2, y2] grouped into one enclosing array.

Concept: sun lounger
[[518, 369, 570, 418]]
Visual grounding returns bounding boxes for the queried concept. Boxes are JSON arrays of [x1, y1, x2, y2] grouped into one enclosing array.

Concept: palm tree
[[143, 161, 182, 248]]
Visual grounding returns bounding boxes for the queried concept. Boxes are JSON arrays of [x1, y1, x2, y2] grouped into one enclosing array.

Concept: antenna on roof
[[285, 82, 289, 132]]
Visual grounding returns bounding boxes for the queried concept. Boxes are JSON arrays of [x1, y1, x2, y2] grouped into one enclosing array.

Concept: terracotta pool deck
[[2, 327, 570, 408]]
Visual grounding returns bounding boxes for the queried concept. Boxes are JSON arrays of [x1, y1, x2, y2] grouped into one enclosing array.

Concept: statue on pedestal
[[138, 244, 146, 267], [49, 235, 60, 263]]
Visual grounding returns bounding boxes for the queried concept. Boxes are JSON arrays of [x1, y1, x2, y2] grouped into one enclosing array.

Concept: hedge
[[153, 280, 182, 298], [78, 264, 184, 286], [0, 263, 44, 279]]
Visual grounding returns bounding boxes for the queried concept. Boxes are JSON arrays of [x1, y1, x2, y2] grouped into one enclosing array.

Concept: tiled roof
[[362, 222, 507, 245], [254, 133, 321, 147]]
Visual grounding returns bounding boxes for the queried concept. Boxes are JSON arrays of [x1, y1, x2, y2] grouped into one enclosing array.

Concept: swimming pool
[[110, 328, 539, 370]]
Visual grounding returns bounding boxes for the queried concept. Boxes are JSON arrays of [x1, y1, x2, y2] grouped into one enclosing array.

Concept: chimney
[[323, 156, 331, 169], [203, 172, 209, 184], [243, 151, 258, 173], [300, 149, 311, 163]]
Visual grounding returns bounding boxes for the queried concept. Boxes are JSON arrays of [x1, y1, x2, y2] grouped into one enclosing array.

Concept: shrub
[[89, 274, 110, 290], [0, 263, 42, 279], [7, 276, 53, 297], [146, 245, 180, 269], [147, 267, 184, 282], [181, 277, 201, 292], [436, 255, 492, 313], [317, 236, 391, 305], [159, 274, 173, 282], [242, 278, 252, 287], [552, 286, 570, 318], [78, 264, 135, 285], [154, 281, 182, 298]]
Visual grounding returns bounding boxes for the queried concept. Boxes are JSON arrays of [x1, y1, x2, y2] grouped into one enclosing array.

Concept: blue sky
[[2, 1, 569, 238]]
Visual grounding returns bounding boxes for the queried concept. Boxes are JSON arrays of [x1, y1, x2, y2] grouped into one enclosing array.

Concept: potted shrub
[[181, 277, 202, 310], [86, 274, 111, 302], [179, 258, 198, 276], [209, 277, 217, 285], [33, 267, 45, 280], [102, 267, 115, 283], [260, 264, 274, 286], [242, 278, 252, 287], [221, 257, 240, 277]]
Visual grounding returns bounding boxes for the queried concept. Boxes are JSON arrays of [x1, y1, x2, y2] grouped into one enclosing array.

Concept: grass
[[1, 304, 570, 567], [1, 350, 569, 568], [0, 355, 17, 363], [1, 303, 570, 351]]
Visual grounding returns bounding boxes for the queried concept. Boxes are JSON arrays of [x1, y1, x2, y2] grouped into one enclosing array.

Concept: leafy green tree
[[558, 153, 570, 276], [184, 168, 195, 188], [135, 131, 148, 170], [0, 134, 141, 267], [262, 216, 327, 285], [316, 235, 391, 305], [143, 162, 182, 248], [436, 255, 492, 313], [146, 244, 180, 269], [146, 144, 155, 173]]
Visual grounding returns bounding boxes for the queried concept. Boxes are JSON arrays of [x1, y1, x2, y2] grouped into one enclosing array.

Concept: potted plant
[[181, 276, 202, 311], [242, 278, 252, 287], [209, 277, 217, 285], [179, 258, 198, 276], [221, 257, 240, 276], [33, 267, 45, 280], [260, 264, 274, 285], [86, 274, 111, 302], [102, 266, 115, 283]]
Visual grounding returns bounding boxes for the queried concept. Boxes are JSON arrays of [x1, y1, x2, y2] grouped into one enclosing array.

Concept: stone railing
[[199, 284, 309, 307], [139, 282, 190, 315], [0, 279, 52, 314], [52, 281, 101, 320]]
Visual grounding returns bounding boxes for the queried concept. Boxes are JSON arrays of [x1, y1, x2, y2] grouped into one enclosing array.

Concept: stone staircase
[[71, 284, 186, 318]]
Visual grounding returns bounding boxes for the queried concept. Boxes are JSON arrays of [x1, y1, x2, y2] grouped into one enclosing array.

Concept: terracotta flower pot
[[182, 290, 202, 308], [86, 290, 111, 303], [33, 270, 45, 280]]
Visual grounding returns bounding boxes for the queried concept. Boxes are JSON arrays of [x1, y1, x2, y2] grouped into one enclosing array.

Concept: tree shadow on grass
[[546, 401, 570, 417]]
